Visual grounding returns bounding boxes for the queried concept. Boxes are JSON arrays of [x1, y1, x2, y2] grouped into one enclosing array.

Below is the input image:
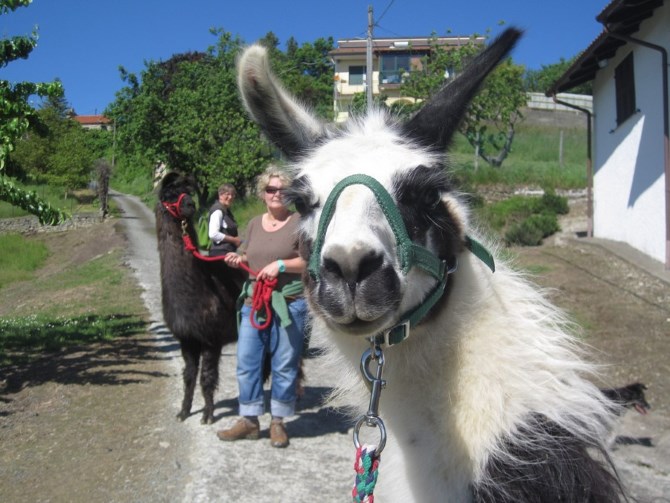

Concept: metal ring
[[353, 415, 387, 454]]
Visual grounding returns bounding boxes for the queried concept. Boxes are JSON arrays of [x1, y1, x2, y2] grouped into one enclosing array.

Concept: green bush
[[479, 195, 539, 231], [477, 191, 567, 246], [539, 190, 569, 215], [505, 213, 560, 246]]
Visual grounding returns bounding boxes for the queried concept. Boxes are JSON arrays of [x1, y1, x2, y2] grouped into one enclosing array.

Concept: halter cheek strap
[[309, 173, 494, 346]]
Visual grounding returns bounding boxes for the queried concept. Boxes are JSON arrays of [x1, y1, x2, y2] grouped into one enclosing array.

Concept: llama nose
[[322, 249, 384, 292]]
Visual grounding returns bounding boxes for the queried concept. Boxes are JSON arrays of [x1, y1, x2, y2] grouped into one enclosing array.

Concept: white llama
[[236, 29, 626, 502]]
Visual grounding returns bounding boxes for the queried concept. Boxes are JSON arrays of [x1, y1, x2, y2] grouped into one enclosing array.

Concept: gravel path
[[111, 191, 354, 502], [109, 191, 670, 502]]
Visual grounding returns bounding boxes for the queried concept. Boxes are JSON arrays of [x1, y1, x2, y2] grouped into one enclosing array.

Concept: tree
[[460, 59, 526, 168], [524, 58, 592, 95], [106, 29, 336, 203], [95, 158, 111, 219], [12, 104, 96, 194], [262, 33, 335, 119], [349, 92, 389, 118], [107, 29, 273, 207], [280, 37, 335, 119], [401, 33, 526, 168], [0, 0, 68, 224]]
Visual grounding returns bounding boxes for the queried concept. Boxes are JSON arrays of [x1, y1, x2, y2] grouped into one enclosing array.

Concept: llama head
[[237, 29, 521, 339], [158, 171, 198, 221]]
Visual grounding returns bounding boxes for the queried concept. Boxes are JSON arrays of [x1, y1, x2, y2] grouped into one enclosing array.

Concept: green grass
[[0, 237, 148, 366], [519, 263, 552, 276], [232, 197, 266, 231], [0, 234, 49, 288], [449, 124, 588, 189], [0, 314, 146, 366]]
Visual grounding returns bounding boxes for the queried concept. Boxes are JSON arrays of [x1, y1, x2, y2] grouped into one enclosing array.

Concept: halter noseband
[[309, 173, 494, 346], [162, 192, 189, 220]]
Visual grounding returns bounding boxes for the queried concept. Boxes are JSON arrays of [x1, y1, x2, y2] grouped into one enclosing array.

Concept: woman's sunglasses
[[264, 187, 283, 195]]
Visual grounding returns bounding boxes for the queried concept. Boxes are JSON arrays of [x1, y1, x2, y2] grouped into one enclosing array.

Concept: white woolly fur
[[295, 116, 617, 501], [310, 240, 616, 501], [237, 40, 621, 502]]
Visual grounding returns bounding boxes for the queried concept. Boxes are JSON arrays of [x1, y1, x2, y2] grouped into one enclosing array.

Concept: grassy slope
[[0, 220, 148, 366]]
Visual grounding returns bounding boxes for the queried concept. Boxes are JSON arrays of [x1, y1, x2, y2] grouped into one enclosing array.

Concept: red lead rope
[[180, 229, 276, 330]]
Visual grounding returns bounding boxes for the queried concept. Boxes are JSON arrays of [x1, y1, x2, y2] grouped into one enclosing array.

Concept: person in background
[[217, 166, 306, 448], [208, 183, 241, 256]]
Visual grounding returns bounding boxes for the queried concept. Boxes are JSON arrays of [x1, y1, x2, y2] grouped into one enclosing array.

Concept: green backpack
[[196, 213, 211, 251]]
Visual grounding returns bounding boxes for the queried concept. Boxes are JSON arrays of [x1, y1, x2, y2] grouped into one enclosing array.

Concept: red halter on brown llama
[[236, 29, 629, 501], [156, 172, 246, 424]]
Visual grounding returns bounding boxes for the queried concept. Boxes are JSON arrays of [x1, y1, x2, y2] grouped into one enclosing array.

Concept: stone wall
[[0, 213, 102, 235]]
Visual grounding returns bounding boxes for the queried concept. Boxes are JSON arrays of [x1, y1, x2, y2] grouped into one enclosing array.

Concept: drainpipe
[[551, 95, 593, 238], [604, 27, 670, 270]]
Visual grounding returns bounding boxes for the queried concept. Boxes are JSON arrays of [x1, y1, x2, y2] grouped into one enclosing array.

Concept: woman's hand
[[224, 252, 244, 268], [256, 261, 281, 281]]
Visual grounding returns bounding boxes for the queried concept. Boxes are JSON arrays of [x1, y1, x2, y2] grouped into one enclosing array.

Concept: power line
[[375, 0, 395, 26]]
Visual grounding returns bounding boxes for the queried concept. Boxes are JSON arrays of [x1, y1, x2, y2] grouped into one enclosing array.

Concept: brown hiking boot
[[216, 417, 260, 441], [270, 418, 289, 448]]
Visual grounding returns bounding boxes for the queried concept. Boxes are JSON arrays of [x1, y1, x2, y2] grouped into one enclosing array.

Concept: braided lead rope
[[352, 445, 381, 503]]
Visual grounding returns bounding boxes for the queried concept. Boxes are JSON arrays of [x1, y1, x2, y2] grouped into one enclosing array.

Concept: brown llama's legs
[[177, 339, 201, 421], [199, 343, 222, 424]]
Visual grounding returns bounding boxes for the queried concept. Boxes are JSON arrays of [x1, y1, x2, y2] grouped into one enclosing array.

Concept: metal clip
[[353, 343, 387, 454]]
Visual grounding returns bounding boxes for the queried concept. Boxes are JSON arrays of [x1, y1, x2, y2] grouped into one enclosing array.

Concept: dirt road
[[1, 192, 669, 502]]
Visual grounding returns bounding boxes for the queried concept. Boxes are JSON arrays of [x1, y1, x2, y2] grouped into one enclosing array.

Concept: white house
[[329, 35, 484, 122], [548, 0, 669, 269]]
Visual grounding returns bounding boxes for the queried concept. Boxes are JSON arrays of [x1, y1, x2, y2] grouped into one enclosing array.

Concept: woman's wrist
[[276, 259, 286, 273]]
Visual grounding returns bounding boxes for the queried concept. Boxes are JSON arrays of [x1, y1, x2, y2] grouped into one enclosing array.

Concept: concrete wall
[[526, 92, 592, 113]]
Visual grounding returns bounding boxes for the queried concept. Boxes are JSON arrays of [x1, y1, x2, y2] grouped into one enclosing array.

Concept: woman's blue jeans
[[236, 298, 307, 418]]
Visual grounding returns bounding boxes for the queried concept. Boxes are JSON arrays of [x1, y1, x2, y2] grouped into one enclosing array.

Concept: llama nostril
[[323, 257, 343, 278], [357, 252, 383, 283]]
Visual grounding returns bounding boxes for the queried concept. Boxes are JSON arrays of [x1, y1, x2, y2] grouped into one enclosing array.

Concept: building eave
[[546, 0, 663, 96]]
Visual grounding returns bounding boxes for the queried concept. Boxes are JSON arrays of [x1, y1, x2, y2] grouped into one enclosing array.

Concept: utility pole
[[366, 5, 374, 112]]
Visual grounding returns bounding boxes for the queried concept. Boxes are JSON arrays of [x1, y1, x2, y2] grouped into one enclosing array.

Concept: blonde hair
[[255, 165, 291, 198]]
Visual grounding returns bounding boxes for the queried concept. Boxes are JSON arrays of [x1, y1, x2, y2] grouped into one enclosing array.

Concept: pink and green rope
[[352, 445, 381, 502]]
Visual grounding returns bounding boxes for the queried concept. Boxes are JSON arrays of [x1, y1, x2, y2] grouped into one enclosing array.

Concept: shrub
[[478, 190, 567, 246], [540, 190, 569, 215], [505, 213, 560, 246]]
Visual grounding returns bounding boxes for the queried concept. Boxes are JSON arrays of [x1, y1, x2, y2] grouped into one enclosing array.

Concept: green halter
[[309, 173, 494, 346]]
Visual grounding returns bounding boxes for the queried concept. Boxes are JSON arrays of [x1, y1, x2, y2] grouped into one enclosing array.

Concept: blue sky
[[2, 0, 608, 115]]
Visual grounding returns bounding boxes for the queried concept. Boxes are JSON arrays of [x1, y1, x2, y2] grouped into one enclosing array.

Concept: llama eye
[[294, 197, 310, 216], [288, 175, 317, 216], [291, 195, 319, 216], [424, 190, 441, 210]]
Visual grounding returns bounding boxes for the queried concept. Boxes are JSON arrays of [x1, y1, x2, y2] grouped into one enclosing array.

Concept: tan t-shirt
[[242, 213, 302, 291]]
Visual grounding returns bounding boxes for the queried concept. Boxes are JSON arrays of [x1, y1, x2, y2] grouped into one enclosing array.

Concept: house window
[[380, 53, 411, 84], [615, 52, 636, 125], [349, 65, 366, 86]]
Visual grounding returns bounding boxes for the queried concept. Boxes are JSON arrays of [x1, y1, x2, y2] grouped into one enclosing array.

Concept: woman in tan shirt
[[217, 166, 306, 448]]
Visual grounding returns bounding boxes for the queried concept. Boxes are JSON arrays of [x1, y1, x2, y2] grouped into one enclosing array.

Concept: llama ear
[[403, 28, 523, 150], [237, 44, 327, 159]]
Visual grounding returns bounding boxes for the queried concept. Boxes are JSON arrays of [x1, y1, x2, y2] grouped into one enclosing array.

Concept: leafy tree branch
[[0, 0, 69, 224]]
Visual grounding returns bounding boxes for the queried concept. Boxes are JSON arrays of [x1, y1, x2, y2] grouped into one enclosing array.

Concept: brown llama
[[156, 172, 245, 424]]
